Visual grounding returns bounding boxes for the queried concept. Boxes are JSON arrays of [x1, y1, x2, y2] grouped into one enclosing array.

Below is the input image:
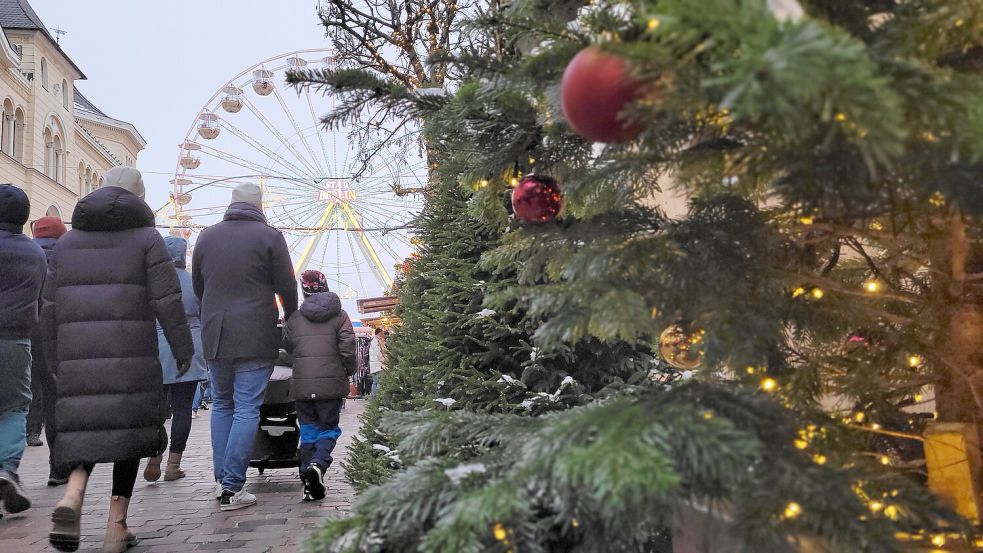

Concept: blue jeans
[[192, 379, 212, 411], [0, 338, 32, 475], [371, 372, 382, 395], [208, 358, 273, 493]]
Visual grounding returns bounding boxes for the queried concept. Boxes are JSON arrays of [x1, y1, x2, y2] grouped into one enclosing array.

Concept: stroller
[[249, 359, 300, 474]]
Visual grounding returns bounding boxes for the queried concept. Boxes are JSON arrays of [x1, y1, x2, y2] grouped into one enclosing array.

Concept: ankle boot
[[102, 495, 138, 553], [50, 467, 89, 552], [143, 456, 161, 482], [163, 452, 185, 481]]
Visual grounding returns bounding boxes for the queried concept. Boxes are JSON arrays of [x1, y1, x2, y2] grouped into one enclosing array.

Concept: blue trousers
[[208, 358, 273, 493], [296, 399, 342, 474], [0, 338, 31, 475]]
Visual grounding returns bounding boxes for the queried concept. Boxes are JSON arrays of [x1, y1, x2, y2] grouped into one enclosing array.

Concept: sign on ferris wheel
[[161, 49, 425, 302]]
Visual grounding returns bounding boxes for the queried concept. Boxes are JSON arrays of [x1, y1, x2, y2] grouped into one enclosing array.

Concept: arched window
[[78, 162, 84, 194], [43, 127, 53, 178], [40, 58, 48, 90], [1, 99, 12, 157], [45, 205, 62, 218], [62, 79, 69, 109], [84, 167, 91, 194], [12, 108, 23, 162], [53, 135, 63, 183]]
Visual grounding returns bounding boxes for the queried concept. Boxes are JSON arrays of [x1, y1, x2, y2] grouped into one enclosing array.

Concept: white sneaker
[[220, 489, 257, 511], [213, 480, 223, 500]]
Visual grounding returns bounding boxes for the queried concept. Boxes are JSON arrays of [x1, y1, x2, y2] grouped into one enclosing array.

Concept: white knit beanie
[[103, 167, 145, 200], [231, 182, 263, 209]]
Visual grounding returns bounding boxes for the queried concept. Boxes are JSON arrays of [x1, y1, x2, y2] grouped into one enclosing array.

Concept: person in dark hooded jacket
[[41, 167, 194, 553], [282, 270, 356, 501], [0, 184, 46, 516], [25, 216, 69, 486]]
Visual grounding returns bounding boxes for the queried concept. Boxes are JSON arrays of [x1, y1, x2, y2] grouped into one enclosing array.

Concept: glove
[[176, 359, 192, 378]]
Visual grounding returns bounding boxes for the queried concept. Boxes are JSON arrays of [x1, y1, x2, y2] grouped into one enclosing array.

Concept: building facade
[[0, 0, 145, 225]]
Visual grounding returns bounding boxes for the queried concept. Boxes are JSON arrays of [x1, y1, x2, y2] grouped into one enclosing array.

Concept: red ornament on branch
[[561, 46, 644, 143], [511, 175, 562, 223]]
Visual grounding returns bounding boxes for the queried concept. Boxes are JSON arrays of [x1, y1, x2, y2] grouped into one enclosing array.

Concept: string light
[[931, 534, 946, 547], [914, 393, 923, 402], [812, 453, 827, 465], [869, 220, 884, 230], [878, 455, 890, 465], [810, 288, 824, 299], [760, 377, 778, 392], [863, 279, 881, 293], [702, 411, 714, 420], [571, 519, 580, 528], [868, 500, 883, 512], [783, 502, 802, 519], [746, 366, 756, 375], [835, 112, 847, 122], [646, 18, 661, 31], [907, 354, 923, 367], [794, 439, 808, 450], [799, 215, 814, 225], [493, 523, 508, 541], [853, 412, 865, 423], [883, 505, 898, 520]]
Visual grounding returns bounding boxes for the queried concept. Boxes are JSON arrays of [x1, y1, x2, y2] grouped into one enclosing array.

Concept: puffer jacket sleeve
[[39, 253, 58, 375], [146, 232, 194, 362], [337, 313, 356, 376]]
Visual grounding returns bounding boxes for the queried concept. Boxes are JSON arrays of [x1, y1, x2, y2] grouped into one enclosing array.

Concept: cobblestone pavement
[[0, 399, 364, 552]]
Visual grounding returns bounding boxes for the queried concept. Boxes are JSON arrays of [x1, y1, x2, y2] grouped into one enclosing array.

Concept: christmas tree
[[294, 0, 983, 550]]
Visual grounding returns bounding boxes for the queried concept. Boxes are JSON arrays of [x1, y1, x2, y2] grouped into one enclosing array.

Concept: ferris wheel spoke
[[197, 143, 305, 184], [305, 88, 335, 176], [342, 219, 371, 298], [270, 85, 325, 176], [239, 95, 324, 178], [217, 117, 318, 181]]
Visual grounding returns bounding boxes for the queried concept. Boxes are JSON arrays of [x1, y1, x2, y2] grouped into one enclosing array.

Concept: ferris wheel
[[164, 49, 425, 301]]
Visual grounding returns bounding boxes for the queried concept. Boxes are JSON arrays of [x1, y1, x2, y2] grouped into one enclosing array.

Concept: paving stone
[[0, 399, 364, 552]]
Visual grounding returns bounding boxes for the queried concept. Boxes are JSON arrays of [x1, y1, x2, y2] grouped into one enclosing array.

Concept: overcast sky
[[30, 0, 329, 210]]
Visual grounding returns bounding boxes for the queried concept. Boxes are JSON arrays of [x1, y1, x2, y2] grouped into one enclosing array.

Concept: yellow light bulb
[[812, 454, 827, 465], [835, 112, 847, 122], [760, 377, 778, 392], [853, 412, 865, 423], [783, 502, 802, 519], [869, 220, 883, 230], [908, 355, 923, 367], [869, 500, 883, 512], [863, 280, 881, 293], [914, 393, 923, 402], [879, 455, 890, 465], [794, 439, 808, 450], [810, 288, 824, 299], [792, 287, 806, 298], [883, 505, 898, 520], [493, 523, 508, 541], [871, 423, 881, 430], [646, 18, 661, 30], [571, 518, 580, 528], [931, 534, 946, 547], [510, 177, 519, 187], [703, 411, 714, 420], [799, 216, 814, 225]]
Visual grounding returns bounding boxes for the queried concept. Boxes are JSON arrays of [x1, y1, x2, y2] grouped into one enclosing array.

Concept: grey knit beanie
[[231, 182, 263, 209], [103, 167, 145, 200]]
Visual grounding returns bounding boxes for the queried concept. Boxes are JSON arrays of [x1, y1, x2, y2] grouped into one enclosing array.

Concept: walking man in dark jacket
[[0, 184, 45, 515], [283, 270, 356, 501], [192, 182, 297, 511], [25, 216, 69, 486]]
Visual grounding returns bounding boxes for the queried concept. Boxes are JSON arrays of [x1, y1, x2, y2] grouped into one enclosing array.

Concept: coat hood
[[71, 187, 155, 232], [300, 292, 343, 323], [165, 236, 188, 268], [223, 202, 267, 224], [0, 183, 30, 233]]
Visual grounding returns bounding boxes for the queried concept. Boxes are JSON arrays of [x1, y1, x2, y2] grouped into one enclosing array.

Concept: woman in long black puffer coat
[[40, 168, 194, 553]]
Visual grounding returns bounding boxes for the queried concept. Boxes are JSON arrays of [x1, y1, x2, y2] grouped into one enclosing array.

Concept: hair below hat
[[33, 216, 67, 239], [232, 182, 263, 208], [103, 167, 145, 200], [301, 269, 329, 296]]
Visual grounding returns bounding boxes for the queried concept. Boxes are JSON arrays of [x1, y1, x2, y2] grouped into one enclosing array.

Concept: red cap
[[33, 216, 67, 239]]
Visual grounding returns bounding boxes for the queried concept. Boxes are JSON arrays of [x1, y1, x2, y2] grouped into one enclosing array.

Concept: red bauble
[[561, 46, 644, 143], [511, 175, 562, 223]]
